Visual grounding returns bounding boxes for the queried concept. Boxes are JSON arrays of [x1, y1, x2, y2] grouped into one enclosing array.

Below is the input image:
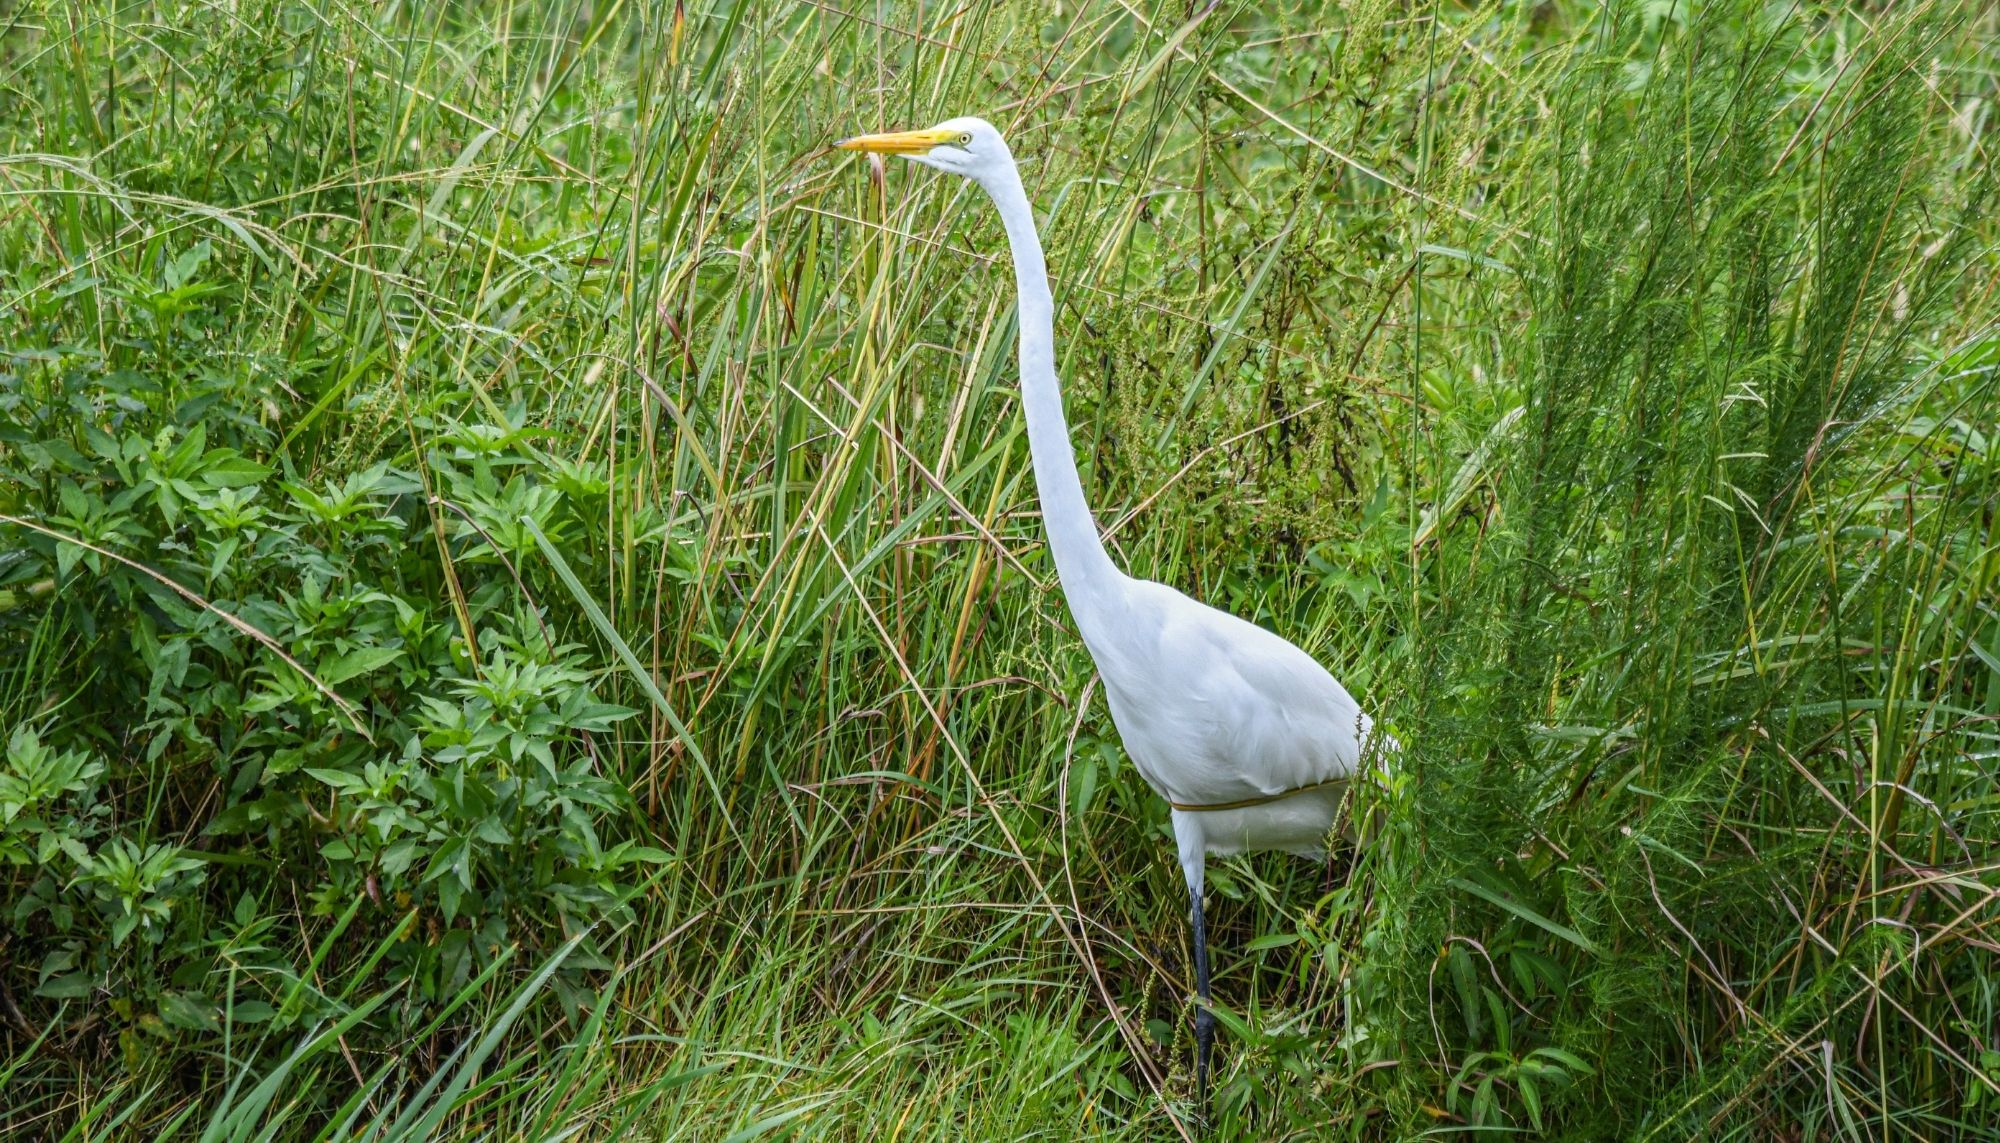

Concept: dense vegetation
[[3, 0, 1996, 1137]]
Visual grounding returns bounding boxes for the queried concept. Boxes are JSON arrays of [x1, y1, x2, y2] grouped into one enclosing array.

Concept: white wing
[[1082, 578, 1375, 808]]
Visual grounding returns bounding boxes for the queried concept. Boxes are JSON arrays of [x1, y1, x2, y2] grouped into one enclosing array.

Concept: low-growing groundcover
[[3, 0, 1998, 1138]]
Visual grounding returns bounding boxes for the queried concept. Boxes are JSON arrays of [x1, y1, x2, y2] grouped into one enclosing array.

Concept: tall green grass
[[2, 0, 1996, 1138], [1386, 5, 2000, 1136]]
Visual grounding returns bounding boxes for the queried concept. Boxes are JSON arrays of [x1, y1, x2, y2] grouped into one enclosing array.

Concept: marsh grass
[[1, 0, 1996, 1138]]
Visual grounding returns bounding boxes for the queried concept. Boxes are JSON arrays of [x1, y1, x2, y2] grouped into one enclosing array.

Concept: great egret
[[837, 117, 1385, 1099]]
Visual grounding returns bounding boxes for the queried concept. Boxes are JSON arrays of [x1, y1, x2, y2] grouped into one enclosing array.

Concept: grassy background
[[3, 0, 1998, 1138]]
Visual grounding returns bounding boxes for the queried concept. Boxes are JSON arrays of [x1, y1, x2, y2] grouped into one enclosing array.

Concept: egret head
[[836, 116, 1012, 187]]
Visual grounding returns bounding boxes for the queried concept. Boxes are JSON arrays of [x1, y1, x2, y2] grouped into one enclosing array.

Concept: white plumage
[[838, 116, 1387, 1099]]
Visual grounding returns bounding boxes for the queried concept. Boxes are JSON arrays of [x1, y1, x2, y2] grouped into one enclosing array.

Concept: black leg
[[1191, 885, 1215, 1100]]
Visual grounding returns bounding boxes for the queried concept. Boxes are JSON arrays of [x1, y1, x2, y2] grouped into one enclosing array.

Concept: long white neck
[[980, 164, 1121, 606]]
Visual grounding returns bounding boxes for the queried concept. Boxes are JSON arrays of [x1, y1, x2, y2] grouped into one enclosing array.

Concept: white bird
[[837, 117, 1386, 1098]]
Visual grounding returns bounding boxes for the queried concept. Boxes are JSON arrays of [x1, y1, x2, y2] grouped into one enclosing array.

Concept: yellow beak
[[835, 127, 957, 155]]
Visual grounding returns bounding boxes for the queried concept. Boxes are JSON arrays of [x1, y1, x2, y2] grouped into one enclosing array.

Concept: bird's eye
[[957, 132, 973, 146]]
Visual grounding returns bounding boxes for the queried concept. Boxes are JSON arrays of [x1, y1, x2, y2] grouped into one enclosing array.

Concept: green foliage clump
[[1369, 4, 2000, 1138], [0, 228, 655, 1055]]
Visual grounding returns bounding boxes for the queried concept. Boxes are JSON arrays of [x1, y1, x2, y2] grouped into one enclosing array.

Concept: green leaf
[[1448, 877, 1603, 956], [380, 838, 422, 876], [1071, 757, 1097, 820], [1520, 1073, 1543, 1131], [35, 973, 93, 999], [304, 768, 368, 794], [57, 481, 91, 519], [614, 845, 672, 866], [436, 876, 463, 925], [1201, 999, 1257, 1046], [200, 454, 273, 488], [159, 991, 221, 1030], [1534, 1046, 1594, 1075], [229, 1000, 277, 1024], [1243, 932, 1302, 952], [319, 646, 403, 685]]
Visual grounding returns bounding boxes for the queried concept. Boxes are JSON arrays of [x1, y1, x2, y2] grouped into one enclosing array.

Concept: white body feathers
[[915, 117, 1381, 899]]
